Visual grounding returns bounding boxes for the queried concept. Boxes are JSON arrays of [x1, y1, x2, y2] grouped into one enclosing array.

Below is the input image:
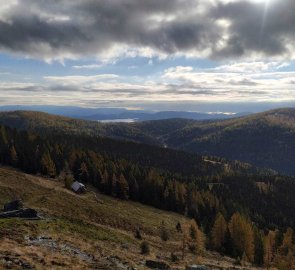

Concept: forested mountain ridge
[[0, 122, 294, 230], [1, 108, 295, 175], [152, 108, 295, 175], [0, 110, 159, 145], [0, 105, 249, 121], [1, 117, 295, 267]]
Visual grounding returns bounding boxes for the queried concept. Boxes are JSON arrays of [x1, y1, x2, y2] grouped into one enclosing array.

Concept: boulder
[[0, 208, 38, 219], [3, 200, 23, 212], [146, 260, 171, 269]]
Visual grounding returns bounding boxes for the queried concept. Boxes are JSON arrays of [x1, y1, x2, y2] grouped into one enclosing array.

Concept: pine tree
[[229, 212, 254, 262], [78, 161, 89, 182], [224, 227, 234, 256], [41, 151, 56, 177], [100, 169, 109, 193], [116, 173, 129, 199], [0, 126, 8, 163], [9, 145, 18, 166], [180, 222, 190, 260], [264, 230, 276, 269], [253, 226, 264, 266], [280, 228, 293, 255], [0, 126, 8, 145], [189, 219, 204, 254], [211, 213, 227, 252]]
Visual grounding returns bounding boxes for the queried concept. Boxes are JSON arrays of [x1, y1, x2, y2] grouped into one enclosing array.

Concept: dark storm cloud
[[0, 0, 295, 60], [211, 0, 295, 58]]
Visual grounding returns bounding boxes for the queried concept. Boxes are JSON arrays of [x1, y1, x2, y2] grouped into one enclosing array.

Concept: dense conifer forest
[[2, 108, 295, 175], [1, 122, 295, 267]]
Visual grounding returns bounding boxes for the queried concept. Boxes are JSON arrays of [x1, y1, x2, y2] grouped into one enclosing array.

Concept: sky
[[0, 0, 295, 112]]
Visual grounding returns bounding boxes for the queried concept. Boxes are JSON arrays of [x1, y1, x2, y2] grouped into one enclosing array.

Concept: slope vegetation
[[1, 108, 295, 174], [153, 108, 295, 175], [1, 166, 269, 270]]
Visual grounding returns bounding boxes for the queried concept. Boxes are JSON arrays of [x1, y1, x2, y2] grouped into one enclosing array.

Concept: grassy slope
[[0, 166, 262, 269]]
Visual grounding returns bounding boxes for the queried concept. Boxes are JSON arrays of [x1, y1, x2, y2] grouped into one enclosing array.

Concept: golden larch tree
[[211, 213, 227, 251], [229, 212, 254, 262]]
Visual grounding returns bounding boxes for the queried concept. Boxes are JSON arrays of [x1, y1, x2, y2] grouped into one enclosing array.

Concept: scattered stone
[[122, 243, 129, 249], [3, 200, 24, 212], [146, 260, 171, 269], [0, 200, 40, 219], [0, 252, 34, 270], [0, 208, 39, 219], [186, 265, 208, 270]]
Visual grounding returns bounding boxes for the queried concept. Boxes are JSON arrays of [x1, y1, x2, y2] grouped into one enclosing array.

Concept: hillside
[[1, 121, 295, 229], [1, 108, 295, 175], [149, 108, 295, 175], [0, 105, 249, 121], [0, 110, 159, 146], [0, 166, 188, 269], [1, 117, 295, 268], [0, 166, 267, 270]]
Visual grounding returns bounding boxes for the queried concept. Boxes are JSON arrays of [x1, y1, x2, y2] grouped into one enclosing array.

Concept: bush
[[188, 243, 196, 254], [140, 241, 150, 254], [176, 222, 182, 233], [170, 252, 178, 262], [64, 176, 73, 190], [135, 228, 142, 240], [160, 221, 169, 242], [234, 256, 241, 266]]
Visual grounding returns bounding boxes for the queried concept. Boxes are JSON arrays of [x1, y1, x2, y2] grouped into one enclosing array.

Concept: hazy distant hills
[[1, 108, 295, 174], [0, 110, 160, 145], [144, 108, 295, 175], [0, 105, 249, 121]]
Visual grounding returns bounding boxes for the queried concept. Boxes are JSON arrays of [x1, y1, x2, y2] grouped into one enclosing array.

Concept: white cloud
[[213, 61, 284, 73], [44, 74, 120, 85], [0, 59, 294, 107], [72, 64, 103, 69]]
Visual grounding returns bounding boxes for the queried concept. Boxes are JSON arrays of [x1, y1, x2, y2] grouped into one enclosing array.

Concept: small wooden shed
[[71, 181, 86, 194]]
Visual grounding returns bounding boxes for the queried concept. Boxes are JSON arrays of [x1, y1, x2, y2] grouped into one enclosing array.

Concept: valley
[[0, 112, 295, 269], [1, 108, 294, 174]]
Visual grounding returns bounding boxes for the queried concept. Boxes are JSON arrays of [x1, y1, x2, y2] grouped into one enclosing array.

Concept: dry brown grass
[[0, 166, 265, 269]]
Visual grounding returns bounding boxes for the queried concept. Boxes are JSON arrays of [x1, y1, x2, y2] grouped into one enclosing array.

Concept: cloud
[[0, 0, 295, 61], [1, 60, 295, 107], [72, 64, 103, 69], [210, 0, 295, 59], [213, 62, 286, 73], [44, 74, 119, 85], [161, 62, 295, 101]]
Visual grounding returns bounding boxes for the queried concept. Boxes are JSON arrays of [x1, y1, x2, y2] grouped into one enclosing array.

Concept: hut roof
[[71, 181, 85, 192]]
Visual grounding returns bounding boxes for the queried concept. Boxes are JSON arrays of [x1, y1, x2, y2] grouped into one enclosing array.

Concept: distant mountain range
[[0, 105, 249, 121], [133, 108, 295, 175], [0, 107, 295, 175]]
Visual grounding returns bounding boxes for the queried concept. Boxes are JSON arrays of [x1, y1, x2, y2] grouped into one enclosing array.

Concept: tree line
[[0, 124, 295, 268]]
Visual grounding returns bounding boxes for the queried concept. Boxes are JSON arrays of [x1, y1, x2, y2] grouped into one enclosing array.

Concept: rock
[[122, 243, 129, 249], [185, 265, 208, 270], [145, 260, 171, 269], [0, 208, 39, 219], [3, 200, 23, 212]]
